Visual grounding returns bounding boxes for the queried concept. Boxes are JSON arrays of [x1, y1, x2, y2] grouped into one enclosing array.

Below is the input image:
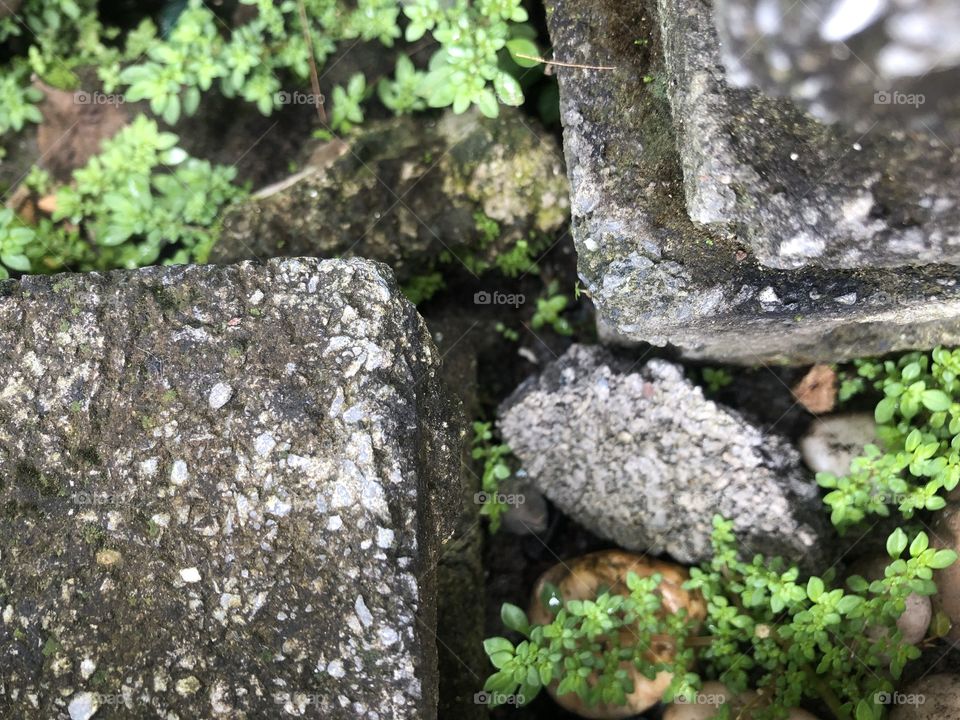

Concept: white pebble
[[180, 567, 202, 583], [208, 382, 233, 410], [68, 692, 98, 720], [355, 595, 373, 628], [170, 460, 189, 485], [376, 527, 395, 549]]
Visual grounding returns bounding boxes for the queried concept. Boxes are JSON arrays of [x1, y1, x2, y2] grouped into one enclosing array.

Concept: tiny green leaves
[[484, 515, 946, 719], [826, 348, 960, 530]]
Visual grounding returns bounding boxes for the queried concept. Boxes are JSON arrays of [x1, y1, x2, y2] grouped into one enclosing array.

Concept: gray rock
[[800, 413, 878, 476], [713, 0, 960, 145], [0, 258, 461, 719], [546, 0, 960, 362], [664, 0, 960, 271], [211, 108, 569, 283], [498, 345, 831, 565], [889, 674, 960, 719]]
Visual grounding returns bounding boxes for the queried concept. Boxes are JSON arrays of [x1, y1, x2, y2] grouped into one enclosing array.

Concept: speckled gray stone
[[498, 345, 831, 565], [664, 0, 960, 271], [0, 258, 461, 719], [546, 0, 960, 362]]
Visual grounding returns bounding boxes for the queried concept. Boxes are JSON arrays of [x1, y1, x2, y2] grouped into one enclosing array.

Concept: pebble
[[800, 413, 876, 476], [95, 549, 121, 567], [179, 567, 202, 583], [68, 692, 98, 720], [208, 382, 233, 410]]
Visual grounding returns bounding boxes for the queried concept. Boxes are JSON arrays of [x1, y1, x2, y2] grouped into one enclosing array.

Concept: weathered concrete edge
[[546, 0, 960, 364]]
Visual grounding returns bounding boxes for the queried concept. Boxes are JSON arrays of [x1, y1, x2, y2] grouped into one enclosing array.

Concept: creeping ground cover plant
[[483, 516, 957, 719]]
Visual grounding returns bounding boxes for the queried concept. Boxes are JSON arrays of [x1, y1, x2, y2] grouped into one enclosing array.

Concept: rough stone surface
[[664, 0, 960, 271], [211, 108, 569, 282], [889, 674, 960, 719], [0, 258, 461, 719], [498, 344, 831, 565], [547, 0, 960, 362], [713, 0, 960, 145]]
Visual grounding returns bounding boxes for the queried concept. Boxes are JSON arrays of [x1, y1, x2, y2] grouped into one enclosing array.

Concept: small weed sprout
[[472, 420, 516, 532], [531, 280, 572, 335]]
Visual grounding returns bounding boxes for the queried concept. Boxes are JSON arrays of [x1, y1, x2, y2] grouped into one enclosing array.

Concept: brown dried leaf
[[792, 364, 837, 414]]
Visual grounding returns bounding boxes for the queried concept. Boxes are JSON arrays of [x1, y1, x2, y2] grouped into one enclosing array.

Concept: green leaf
[[483, 637, 515, 656], [806, 577, 824, 602], [930, 549, 958, 569], [506, 38, 540, 67], [493, 72, 523, 106], [875, 397, 896, 423], [501, 603, 531, 636], [837, 595, 863, 614], [0, 253, 32, 272], [922, 389, 952, 412], [475, 88, 499, 118], [887, 528, 908, 558], [909, 532, 929, 557], [855, 699, 878, 720]]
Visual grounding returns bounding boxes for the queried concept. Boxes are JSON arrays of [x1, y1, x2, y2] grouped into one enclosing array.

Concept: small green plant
[[495, 321, 520, 341], [0, 67, 44, 135], [483, 517, 957, 719], [330, 73, 368, 132], [530, 280, 572, 335], [701, 367, 733, 393], [0, 116, 244, 278], [472, 420, 515, 532], [1, 0, 538, 136], [401, 271, 445, 305], [819, 347, 960, 529]]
